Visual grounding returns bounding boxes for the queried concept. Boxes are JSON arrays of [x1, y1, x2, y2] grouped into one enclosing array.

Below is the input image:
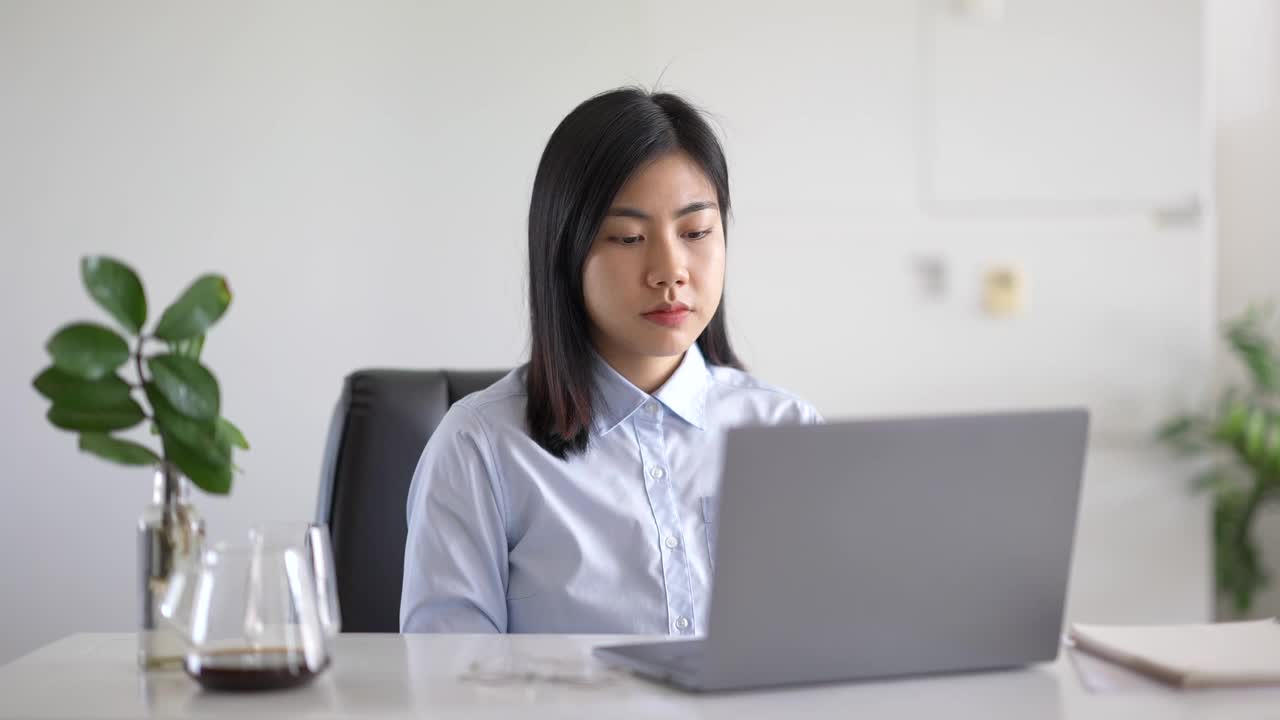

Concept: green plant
[[1157, 304, 1280, 615], [32, 256, 248, 494]]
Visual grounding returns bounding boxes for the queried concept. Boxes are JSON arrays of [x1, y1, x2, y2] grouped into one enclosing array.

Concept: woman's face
[[582, 151, 726, 376]]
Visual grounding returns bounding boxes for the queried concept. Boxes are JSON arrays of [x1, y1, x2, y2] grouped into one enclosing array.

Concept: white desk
[[1, 633, 1276, 719]]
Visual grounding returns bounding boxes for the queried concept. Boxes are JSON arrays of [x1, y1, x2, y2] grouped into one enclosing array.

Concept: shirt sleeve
[[400, 403, 510, 633]]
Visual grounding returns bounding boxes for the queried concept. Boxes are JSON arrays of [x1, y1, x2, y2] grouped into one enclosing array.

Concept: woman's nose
[[647, 234, 690, 288]]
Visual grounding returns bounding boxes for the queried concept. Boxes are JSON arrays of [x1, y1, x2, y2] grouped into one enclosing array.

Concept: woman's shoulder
[[416, 367, 531, 474], [705, 364, 822, 424], [443, 366, 529, 432]]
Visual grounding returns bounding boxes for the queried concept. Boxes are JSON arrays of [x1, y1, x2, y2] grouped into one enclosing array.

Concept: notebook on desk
[[1068, 619, 1280, 688]]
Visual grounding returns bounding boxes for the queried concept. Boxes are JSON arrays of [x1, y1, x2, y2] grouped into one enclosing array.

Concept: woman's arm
[[400, 404, 510, 633]]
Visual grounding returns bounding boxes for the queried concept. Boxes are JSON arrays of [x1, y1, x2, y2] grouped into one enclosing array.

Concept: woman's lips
[[642, 308, 691, 327]]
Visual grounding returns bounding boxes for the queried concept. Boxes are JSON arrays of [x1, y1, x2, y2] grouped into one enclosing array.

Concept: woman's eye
[[614, 235, 642, 245], [686, 229, 712, 240]]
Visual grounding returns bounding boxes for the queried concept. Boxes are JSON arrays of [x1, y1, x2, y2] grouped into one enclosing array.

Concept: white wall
[[1212, 0, 1280, 337], [0, 1, 1210, 663], [1208, 0, 1280, 617]]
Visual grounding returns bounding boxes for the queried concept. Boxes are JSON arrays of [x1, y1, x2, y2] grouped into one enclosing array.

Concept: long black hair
[[526, 87, 744, 460]]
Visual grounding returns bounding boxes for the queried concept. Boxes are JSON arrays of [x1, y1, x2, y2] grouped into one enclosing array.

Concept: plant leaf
[[145, 383, 230, 467], [1156, 415, 1195, 440], [1244, 407, 1268, 463], [1191, 466, 1233, 493], [47, 398, 145, 432], [1215, 399, 1250, 444], [1266, 414, 1280, 475], [161, 432, 232, 495], [1212, 486, 1271, 616], [45, 322, 130, 380], [78, 433, 160, 466], [32, 367, 133, 409], [169, 334, 206, 360], [1226, 309, 1280, 393], [216, 417, 250, 450], [1155, 414, 1214, 453], [80, 256, 146, 335], [153, 275, 231, 342], [146, 354, 220, 420]]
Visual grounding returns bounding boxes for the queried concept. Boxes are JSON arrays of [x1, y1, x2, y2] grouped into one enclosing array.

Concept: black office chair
[[315, 368, 507, 632]]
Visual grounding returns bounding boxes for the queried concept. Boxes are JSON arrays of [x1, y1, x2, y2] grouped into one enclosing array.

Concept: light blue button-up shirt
[[400, 344, 821, 635]]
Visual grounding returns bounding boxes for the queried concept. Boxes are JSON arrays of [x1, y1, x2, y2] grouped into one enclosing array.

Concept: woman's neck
[[596, 346, 685, 395]]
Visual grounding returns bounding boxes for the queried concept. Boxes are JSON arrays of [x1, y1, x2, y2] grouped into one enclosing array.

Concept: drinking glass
[[162, 541, 329, 691], [249, 522, 342, 639]]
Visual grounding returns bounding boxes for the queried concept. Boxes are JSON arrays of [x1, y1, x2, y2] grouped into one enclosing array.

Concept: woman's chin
[[633, 332, 696, 357]]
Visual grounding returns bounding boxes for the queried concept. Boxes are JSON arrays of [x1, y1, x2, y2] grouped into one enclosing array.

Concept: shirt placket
[[633, 400, 697, 636]]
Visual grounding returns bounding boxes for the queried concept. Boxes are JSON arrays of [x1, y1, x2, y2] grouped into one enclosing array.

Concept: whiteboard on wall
[[922, 0, 1202, 214]]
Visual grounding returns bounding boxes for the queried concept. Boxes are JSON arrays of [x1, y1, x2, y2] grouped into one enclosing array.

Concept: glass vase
[[137, 463, 204, 670]]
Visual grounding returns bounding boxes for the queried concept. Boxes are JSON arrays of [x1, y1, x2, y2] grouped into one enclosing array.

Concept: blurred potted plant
[[1157, 304, 1280, 618], [31, 256, 248, 669]]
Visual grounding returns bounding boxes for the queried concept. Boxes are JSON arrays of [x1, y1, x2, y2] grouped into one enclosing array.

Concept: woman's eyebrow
[[674, 200, 718, 218], [606, 201, 719, 220]]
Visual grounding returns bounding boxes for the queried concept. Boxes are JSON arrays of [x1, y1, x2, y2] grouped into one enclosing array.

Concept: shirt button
[[649, 466, 666, 480], [675, 617, 691, 631], [646, 402, 660, 415], [665, 535, 680, 549]]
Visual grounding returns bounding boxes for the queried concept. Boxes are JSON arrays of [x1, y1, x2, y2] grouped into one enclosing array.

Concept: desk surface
[[1, 633, 1276, 719]]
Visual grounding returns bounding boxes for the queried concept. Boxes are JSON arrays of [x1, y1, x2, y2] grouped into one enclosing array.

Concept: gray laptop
[[593, 408, 1089, 692]]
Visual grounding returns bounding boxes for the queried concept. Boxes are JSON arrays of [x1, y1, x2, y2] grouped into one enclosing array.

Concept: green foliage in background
[[1158, 304, 1280, 615], [32, 257, 248, 494]]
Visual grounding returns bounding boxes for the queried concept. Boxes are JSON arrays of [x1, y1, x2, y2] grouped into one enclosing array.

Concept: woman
[[400, 88, 821, 635]]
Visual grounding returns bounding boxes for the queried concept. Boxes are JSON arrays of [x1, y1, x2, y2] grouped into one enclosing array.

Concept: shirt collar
[[591, 344, 711, 436]]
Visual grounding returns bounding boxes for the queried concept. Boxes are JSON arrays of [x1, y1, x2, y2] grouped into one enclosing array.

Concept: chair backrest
[[315, 368, 508, 632]]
